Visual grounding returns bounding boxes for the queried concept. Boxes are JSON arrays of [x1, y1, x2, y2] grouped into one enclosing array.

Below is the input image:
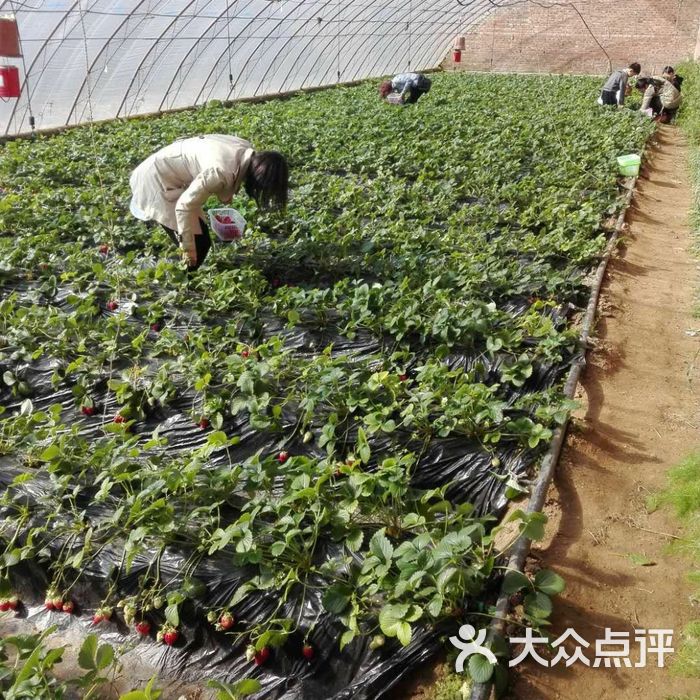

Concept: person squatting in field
[[379, 73, 432, 105], [636, 75, 682, 122], [129, 135, 288, 270], [599, 62, 641, 106], [662, 65, 684, 92]]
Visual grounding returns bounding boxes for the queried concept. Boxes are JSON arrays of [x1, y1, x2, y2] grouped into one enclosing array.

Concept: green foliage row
[[0, 72, 651, 682]]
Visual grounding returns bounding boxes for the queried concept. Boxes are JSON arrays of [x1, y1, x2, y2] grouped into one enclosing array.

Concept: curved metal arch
[[291, 0, 460, 92], [115, 0, 215, 118], [423, 0, 500, 66], [410, 4, 498, 71], [66, 0, 153, 124], [349, 0, 471, 81], [194, 0, 492, 110], [287, 0, 392, 93], [418, 2, 499, 67], [333, 0, 439, 81], [116, 0, 221, 116], [227, 0, 305, 100], [245, 0, 342, 100], [15, 0, 115, 130], [314, 3, 416, 88], [420, 9, 489, 67], [358, 0, 491, 80], [192, 0, 302, 106], [247, 0, 352, 99], [4, 0, 83, 135], [157, 0, 262, 112]]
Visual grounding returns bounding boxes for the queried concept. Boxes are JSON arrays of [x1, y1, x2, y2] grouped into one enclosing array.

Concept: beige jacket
[[129, 135, 254, 263], [641, 77, 681, 112]]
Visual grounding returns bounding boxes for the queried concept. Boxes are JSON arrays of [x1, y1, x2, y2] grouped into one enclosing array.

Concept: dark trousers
[[162, 218, 212, 271], [600, 89, 618, 106], [404, 87, 429, 104]]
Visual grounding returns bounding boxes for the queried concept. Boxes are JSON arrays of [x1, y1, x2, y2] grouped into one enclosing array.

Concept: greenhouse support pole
[[469, 168, 641, 700]]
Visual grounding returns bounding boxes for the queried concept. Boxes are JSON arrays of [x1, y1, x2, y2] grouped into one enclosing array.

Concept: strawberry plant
[[0, 72, 651, 691]]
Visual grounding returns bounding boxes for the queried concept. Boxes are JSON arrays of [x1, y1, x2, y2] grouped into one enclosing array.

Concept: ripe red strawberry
[[399, 373, 408, 381], [52, 597, 63, 610], [241, 349, 249, 358], [62, 600, 75, 614], [106, 300, 118, 311], [81, 405, 95, 416], [198, 417, 209, 430], [150, 322, 162, 332], [113, 414, 125, 424], [44, 598, 55, 611], [271, 278, 281, 288], [218, 612, 234, 630], [7, 596, 19, 611], [215, 214, 224, 223], [277, 451, 289, 463], [254, 646, 271, 665], [162, 629, 179, 646], [508, 592, 524, 607], [0, 600, 10, 612], [92, 613, 104, 625], [302, 644, 314, 660], [98, 244, 109, 255], [135, 620, 151, 636], [222, 215, 233, 224]]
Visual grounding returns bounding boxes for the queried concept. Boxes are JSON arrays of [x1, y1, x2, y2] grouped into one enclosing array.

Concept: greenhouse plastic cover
[[0, 0, 500, 136]]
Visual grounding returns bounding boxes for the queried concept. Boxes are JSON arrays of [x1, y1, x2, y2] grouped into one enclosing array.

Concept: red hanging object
[[0, 65, 21, 98], [452, 49, 462, 63], [0, 18, 21, 58]]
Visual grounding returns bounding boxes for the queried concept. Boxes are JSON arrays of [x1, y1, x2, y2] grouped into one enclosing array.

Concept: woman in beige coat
[[129, 134, 288, 270]]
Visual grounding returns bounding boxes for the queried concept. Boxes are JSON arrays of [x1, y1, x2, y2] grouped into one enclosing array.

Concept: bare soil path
[[511, 126, 700, 699]]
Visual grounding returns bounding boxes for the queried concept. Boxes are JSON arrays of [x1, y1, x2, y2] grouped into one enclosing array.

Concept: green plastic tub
[[617, 153, 641, 177]]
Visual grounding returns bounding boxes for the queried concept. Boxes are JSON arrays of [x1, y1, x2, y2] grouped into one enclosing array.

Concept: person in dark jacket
[[379, 73, 432, 104], [600, 63, 641, 106], [662, 66, 683, 92]]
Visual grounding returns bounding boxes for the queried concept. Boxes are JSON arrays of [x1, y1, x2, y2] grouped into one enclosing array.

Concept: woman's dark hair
[[629, 62, 641, 75], [663, 65, 675, 75], [379, 80, 392, 98], [245, 151, 288, 210], [635, 77, 653, 91]]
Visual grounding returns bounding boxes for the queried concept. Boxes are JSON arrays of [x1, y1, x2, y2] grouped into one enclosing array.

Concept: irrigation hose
[[468, 158, 643, 700]]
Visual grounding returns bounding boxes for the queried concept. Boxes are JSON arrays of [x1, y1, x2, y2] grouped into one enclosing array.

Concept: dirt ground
[[510, 126, 700, 698]]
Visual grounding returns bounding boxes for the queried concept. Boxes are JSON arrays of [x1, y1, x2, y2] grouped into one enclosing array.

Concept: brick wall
[[449, 0, 700, 76]]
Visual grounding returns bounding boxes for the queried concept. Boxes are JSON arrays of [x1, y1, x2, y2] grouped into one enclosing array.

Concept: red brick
[[445, 0, 700, 75]]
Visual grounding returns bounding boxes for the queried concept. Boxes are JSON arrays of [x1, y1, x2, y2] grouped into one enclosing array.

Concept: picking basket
[[616, 154, 641, 177], [209, 208, 246, 241]]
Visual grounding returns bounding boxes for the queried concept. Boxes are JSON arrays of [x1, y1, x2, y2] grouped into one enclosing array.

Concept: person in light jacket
[[129, 135, 288, 270], [379, 73, 432, 104], [662, 66, 683, 92], [636, 76, 682, 122], [600, 62, 641, 106]]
